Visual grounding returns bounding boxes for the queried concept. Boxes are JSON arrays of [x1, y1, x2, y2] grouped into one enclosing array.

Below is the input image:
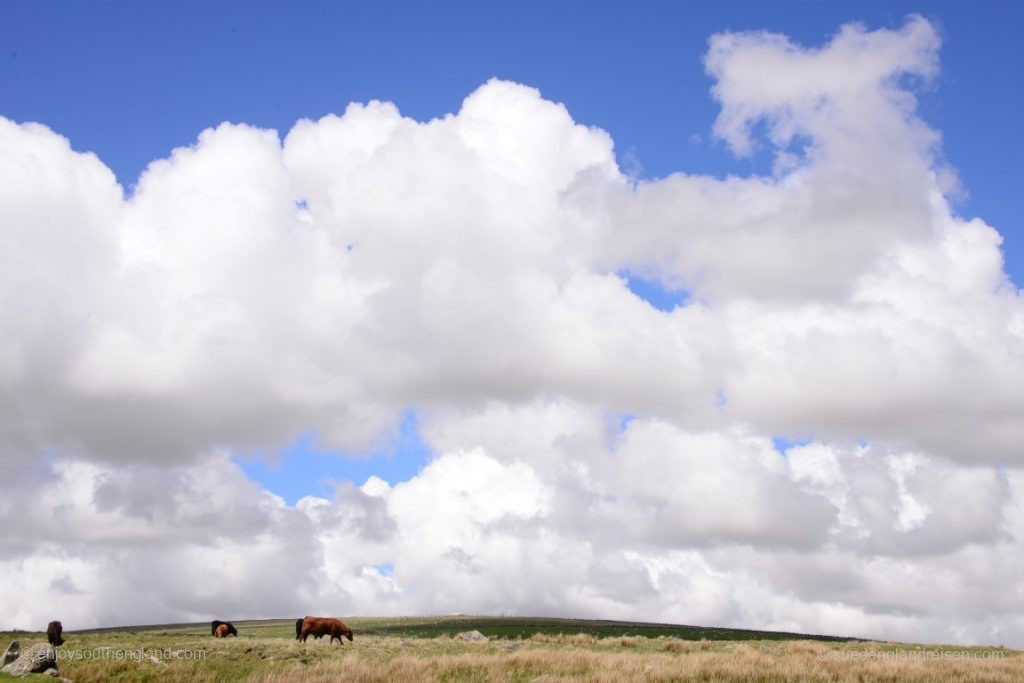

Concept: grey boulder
[[1, 643, 57, 676]]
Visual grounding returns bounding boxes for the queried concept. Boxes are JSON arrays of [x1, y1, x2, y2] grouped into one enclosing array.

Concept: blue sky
[[235, 410, 433, 504], [2, 1, 1021, 502], [2, 0, 1021, 282]]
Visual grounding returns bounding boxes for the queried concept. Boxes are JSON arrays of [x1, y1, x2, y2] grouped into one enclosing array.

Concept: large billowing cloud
[[2, 16, 1023, 646]]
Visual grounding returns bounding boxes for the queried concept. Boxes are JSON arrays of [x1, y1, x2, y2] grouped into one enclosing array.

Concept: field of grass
[[1, 616, 1019, 681]]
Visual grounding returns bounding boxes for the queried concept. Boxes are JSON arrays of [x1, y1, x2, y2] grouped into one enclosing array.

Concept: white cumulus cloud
[[1, 16, 1023, 646]]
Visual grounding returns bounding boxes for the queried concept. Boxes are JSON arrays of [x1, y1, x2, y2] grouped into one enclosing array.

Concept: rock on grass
[[455, 630, 488, 642], [1, 642, 57, 676]]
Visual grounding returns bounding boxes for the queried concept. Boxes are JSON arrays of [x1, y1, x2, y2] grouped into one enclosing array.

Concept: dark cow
[[47, 621, 64, 646], [299, 616, 353, 645], [210, 620, 238, 637]]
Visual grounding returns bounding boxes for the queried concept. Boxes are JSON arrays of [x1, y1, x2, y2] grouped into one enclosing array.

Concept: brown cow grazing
[[299, 616, 353, 645], [47, 621, 64, 646], [210, 620, 238, 637], [214, 624, 230, 638], [296, 617, 325, 640]]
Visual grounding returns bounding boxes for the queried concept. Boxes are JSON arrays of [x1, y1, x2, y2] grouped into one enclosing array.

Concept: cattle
[[214, 624, 230, 638], [46, 621, 64, 646], [298, 616, 353, 645], [296, 617, 324, 640], [210, 620, 238, 637]]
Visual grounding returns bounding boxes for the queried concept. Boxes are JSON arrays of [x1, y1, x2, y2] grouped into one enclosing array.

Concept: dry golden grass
[[529, 632, 598, 646], [784, 639, 832, 656], [3, 623, 1019, 682], [662, 638, 693, 653], [252, 643, 1024, 683]]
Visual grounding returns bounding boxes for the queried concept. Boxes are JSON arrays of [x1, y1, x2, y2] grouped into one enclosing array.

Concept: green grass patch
[[345, 615, 861, 641]]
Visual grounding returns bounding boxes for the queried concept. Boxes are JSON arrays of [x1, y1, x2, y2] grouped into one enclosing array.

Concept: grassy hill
[[67, 614, 860, 642], [1, 615, 1016, 682]]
